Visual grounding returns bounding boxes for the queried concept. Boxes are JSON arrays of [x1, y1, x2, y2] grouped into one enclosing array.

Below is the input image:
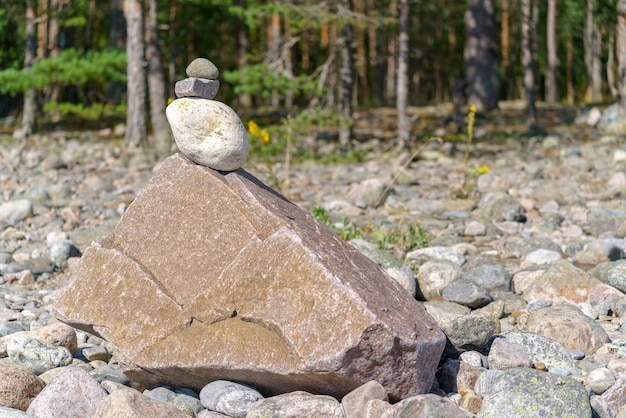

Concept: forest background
[[0, 0, 624, 160]]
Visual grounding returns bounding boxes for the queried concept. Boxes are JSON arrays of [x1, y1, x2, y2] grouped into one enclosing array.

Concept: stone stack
[[166, 58, 249, 171], [54, 58, 446, 401]]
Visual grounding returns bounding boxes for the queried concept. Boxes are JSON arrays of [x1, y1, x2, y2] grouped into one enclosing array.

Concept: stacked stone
[[166, 58, 249, 171]]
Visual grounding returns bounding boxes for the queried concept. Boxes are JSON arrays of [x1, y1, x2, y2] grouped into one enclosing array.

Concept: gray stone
[[0, 200, 33, 224], [590, 395, 615, 418], [246, 391, 344, 418], [186, 58, 219, 79], [499, 329, 579, 375], [460, 259, 511, 292], [443, 278, 492, 309], [27, 367, 108, 417], [199, 380, 263, 418], [90, 364, 131, 385], [416, 260, 460, 300], [587, 206, 626, 237], [441, 315, 496, 350], [55, 154, 445, 400], [522, 248, 563, 266], [6, 334, 72, 375], [0, 406, 37, 417], [476, 368, 591, 418], [473, 191, 526, 223], [175, 78, 220, 100], [588, 368, 616, 395], [406, 246, 466, 266], [145, 386, 177, 403]]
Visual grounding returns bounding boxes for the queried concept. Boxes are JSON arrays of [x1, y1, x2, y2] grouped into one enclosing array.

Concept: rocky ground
[[2, 104, 626, 417]]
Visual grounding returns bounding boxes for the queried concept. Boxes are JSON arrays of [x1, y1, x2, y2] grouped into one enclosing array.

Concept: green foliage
[[42, 102, 127, 120], [372, 224, 429, 251], [0, 48, 126, 95], [310, 206, 362, 241]]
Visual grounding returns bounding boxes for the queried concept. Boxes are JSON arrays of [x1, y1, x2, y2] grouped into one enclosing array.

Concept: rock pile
[[5, 96, 626, 416], [166, 58, 249, 171]]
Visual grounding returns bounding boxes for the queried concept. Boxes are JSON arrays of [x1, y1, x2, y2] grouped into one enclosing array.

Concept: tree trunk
[[585, 0, 603, 102], [338, 0, 355, 151], [521, 0, 537, 132], [235, 0, 251, 107], [566, 35, 574, 105], [108, 0, 126, 104], [618, 0, 626, 118], [146, 0, 171, 159], [124, 0, 147, 149], [396, 0, 409, 150], [608, 30, 618, 98], [268, 13, 281, 108], [384, 0, 397, 105], [545, 0, 558, 102], [464, 0, 500, 111], [15, 0, 38, 139]]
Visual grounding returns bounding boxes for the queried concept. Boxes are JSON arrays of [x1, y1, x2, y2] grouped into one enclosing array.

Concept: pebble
[[246, 391, 344, 418], [186, 57, 219, 79], [0, 200, 33, 224], [175, 77, 220, 100], [5, 114, 626, 415], [166, 98, 249, 171], [199, 380, 263, 418], [6, 334, 73, 375]]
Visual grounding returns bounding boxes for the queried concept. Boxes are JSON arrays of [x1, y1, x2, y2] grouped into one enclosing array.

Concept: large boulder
[[54, 154, 445, 400]]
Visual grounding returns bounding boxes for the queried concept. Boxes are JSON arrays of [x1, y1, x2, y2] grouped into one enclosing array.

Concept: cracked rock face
[[53, 154, 445, 400]]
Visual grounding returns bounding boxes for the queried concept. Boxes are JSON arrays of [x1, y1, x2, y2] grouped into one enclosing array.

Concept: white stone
[[166, 98, 249, 171]]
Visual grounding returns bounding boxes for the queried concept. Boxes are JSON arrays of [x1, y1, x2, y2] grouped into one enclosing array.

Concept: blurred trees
[[0, 0, 623, 141]]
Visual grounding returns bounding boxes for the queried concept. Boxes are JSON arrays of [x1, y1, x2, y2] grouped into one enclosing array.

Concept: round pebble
[[166, 98, 249, 171], [186, 58, 219, 79]]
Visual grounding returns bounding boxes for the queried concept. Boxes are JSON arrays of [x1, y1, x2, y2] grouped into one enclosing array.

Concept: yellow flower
[[261, 129, 270, 144], [167, 97, 174, 105], [248, 120, 260, 137], [476, 165, 489, 175], [469, 105, 477, 114]]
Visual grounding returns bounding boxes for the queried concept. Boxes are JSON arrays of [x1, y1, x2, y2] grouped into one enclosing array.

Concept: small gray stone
[[442, 278, 492, 309], [464, 220, 486, 236], [590, 395, 615, 418], [406, 246, 466, 266], [145, 386, 177, 403], [416, 260, 460, 300], [199, 380, 263, 418], [7, 334, 73, 375], [523, 248, 563, 266], [0, 200, 33, 224], [0, 322, 26, 338], [175, 78, 220, 100], [186, 58, 219, 79], [588, 368, 616, 395], [441, 314, 496, 350], [90, 364, 130, 385]]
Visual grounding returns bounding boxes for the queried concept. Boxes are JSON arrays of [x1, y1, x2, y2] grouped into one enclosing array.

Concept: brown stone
[[92, 388, 190, 418], [525, 304, 610, 354], [522, 261, 601, 305], [0, 363, 45, 411], [54, 154, 445, 400]]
